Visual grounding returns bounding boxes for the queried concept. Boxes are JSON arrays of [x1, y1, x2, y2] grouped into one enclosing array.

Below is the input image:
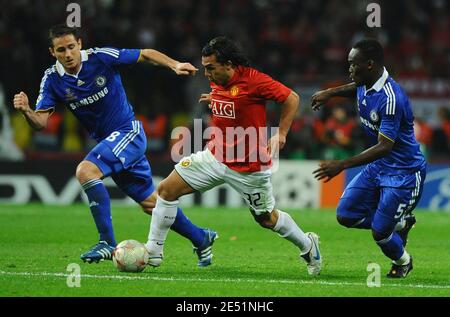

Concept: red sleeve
[[249, 70, 292, 103]]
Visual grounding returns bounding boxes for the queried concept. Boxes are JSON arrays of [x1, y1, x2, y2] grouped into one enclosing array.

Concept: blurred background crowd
[[0, 0, 448, 162]]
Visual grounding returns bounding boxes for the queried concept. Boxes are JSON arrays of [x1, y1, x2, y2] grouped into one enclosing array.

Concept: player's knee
[[256, 218, 274, 229], [156, 181, 177, 201], [371, 229, 389, 242], [336, 199, 360, 228], [75, 161, 102, 184], [254, 211, 275, 229], [336, 215, 358, 228]]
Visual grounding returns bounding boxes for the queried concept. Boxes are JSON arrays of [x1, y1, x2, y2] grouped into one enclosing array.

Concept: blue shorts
[[85, 120, 154, 203], [337, 163, 426, 235]]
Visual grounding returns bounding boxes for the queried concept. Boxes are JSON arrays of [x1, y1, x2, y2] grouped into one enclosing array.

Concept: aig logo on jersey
[[210, 99, 235, 119], [370, 110, 379, 122], [95, 75, 107, 87]]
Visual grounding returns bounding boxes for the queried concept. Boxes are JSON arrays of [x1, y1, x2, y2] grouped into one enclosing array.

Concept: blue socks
[[170, 208, 206, 247], [82, 179, 116, 247], [83, 179, 204, 248], [376, 232, 404, 260]]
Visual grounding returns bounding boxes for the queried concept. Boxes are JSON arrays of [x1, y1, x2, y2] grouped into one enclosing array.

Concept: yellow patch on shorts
[[180, 159, 191, 168]]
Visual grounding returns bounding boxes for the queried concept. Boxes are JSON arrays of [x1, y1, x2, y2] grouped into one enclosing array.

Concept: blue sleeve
[[379, 84, 403, 142], [35, 69, 57, 113], [93, 47, 141, 66]]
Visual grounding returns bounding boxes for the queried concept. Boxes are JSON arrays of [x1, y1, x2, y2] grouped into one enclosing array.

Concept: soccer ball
[[112, 240, 149, 273]]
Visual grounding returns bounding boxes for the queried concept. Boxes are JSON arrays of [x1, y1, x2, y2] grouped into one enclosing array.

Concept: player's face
[[348, 48, 368, 86], [201, 54, 233, 86], [49, 34, 82, 73]]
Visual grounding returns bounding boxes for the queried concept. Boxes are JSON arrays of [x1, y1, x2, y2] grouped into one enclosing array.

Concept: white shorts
[[174, 149, 275, 215]]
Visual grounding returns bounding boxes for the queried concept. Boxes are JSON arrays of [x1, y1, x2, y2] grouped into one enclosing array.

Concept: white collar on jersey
[[55, 50, 88, 77], [365, 67, 389, 95]]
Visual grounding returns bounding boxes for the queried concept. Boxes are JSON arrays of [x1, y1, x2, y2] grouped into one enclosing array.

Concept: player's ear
[[78, 38, 82, 49], [49, 47, 55, 58], [367, 59, 374, 70]]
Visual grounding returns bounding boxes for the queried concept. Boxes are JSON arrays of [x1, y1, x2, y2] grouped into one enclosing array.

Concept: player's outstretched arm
[[138, 49, 198, 75], [313, 134, 393, 182], [311, 82, 357, 111], [13, 92, 50, 130]]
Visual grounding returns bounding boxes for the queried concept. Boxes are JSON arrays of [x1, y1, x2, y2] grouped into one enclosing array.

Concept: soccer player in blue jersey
[[12, 25, 218, 266], [311, 39, 426, 278]]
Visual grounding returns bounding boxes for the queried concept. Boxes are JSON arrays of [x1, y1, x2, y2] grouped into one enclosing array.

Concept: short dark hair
[[48, 24, 81, 47], [352, 38, 384, 64], [202, 36, 250, 67]]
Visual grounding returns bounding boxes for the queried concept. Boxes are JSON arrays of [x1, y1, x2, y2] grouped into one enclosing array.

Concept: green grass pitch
[[0, 204, 449, 297]]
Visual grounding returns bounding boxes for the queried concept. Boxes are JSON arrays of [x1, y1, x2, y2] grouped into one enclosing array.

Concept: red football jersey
[[206, 66, 292, 172]]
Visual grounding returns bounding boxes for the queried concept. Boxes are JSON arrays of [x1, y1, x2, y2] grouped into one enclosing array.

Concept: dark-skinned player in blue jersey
[[311, 39, 426, 278]]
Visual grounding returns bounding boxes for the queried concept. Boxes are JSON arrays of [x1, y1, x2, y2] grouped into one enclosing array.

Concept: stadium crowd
[[0, 0, 448, 161]]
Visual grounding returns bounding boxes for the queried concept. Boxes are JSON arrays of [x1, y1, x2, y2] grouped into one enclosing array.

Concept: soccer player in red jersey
[[144, 37, 321, 275]]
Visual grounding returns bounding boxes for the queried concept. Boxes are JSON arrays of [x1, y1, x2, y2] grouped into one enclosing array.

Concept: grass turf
[[0, 204, 449, 297]]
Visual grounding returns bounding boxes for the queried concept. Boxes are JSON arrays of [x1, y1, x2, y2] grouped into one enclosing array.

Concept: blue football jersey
[[356, 68, 426, 174], [36, 47, 141, 141]]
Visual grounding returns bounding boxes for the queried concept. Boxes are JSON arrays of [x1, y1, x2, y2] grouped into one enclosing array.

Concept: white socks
[[145, 195, 178, 258], [394, 250, 411, 265], [272, 210, 312, 254]]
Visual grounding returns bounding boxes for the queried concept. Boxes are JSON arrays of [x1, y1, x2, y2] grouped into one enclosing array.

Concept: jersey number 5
[[394, 203, 408, 219]]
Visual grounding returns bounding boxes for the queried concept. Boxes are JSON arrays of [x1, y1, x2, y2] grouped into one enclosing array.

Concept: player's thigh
[[104, 121, 147, 170], [85, 124, 146, 177], [225, 169, 275, 216], [337, 169, 379, 219], [373, 169, 426, 235], [111, 156, 155, 203], [84, 141, 125, 177], [173, 149, 226, 193]]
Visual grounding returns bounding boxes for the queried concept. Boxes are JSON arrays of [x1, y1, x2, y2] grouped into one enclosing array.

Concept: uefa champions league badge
[[95, 75, 107, 87], [370, 110, 379, 122], [181, 158, 191, 168], [64, 88, 77, 101]]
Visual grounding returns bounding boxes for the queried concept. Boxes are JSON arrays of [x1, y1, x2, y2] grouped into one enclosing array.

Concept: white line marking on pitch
[[0, 270, 449, 289]]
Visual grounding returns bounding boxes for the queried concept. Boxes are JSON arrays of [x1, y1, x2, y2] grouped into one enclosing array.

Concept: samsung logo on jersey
[[360, 116, 379, 131], [69, 87, 109, 110]]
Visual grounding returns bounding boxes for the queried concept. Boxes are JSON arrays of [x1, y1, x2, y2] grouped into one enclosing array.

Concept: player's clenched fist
[[13, 91, 31, 113]]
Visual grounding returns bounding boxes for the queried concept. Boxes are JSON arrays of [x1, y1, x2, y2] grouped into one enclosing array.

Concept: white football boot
[[300, 232, 322, 276]]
